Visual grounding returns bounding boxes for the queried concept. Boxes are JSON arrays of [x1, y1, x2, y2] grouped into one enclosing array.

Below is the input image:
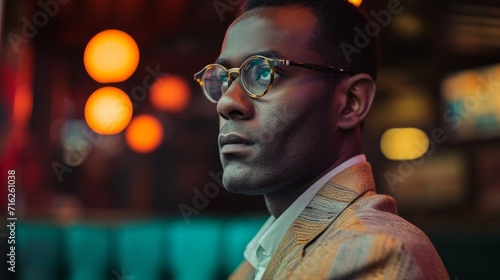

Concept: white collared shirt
[[244, 154, 367, 280]]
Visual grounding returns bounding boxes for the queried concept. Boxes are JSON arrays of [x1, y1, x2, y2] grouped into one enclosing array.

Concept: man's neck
[[263, 149, 358, 218]]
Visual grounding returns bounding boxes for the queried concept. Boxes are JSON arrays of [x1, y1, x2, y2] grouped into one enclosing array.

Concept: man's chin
[[222, 176, 265, 196]]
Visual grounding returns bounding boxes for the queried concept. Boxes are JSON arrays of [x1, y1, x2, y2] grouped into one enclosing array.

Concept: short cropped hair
[[239, 0, 379, 80]]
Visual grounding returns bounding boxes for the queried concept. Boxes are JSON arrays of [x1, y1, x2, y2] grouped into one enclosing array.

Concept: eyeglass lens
[[201, 57, 272, 102]]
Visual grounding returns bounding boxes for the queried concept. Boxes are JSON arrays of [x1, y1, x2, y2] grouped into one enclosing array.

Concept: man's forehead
[[233, 4, 316, 28], [215, 50, 285, 67], [217, 5, 319, 66]]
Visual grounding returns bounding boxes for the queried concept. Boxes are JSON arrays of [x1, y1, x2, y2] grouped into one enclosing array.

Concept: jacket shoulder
[[298, 194, 449, 280]]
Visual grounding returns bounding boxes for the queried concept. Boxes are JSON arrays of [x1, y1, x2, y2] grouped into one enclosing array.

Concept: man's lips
[[219, 133, 254, 155], [219, 133, 252, 146]]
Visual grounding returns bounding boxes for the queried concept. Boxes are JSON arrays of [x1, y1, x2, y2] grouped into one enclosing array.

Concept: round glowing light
[[380, 128, 429, 160], [125, 114, 164, 153], [150, 75, 191, 113], [84, 87, 133, 135], [84, 29, 140, 83], [348, 0, 363, 7], [393, 14, 423, 38]]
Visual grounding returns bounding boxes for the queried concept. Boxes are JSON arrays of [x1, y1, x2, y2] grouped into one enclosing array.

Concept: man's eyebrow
[[215, 50, 286, 67], [253, 50, 285, 59], [215, 57, 230, 67]]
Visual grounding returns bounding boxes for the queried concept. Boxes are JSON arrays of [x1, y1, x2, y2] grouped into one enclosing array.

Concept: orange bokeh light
[[84, 29, 140, 83], [150, 75, 190, 113], [84, 87, 133, 135], [348, 0, 363, 7], [125, 114, 164, 153]]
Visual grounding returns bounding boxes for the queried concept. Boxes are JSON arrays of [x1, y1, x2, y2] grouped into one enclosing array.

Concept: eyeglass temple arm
[[285, 60, 349, 73]]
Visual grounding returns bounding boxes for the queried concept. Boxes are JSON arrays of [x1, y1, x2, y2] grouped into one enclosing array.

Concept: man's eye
[[255, 67, 271, 81], [220, 75, 230, 87]]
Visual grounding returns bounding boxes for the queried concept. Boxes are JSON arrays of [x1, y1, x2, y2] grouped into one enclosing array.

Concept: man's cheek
[[255, 108, 294, 144], [219, 117, 227, 130]]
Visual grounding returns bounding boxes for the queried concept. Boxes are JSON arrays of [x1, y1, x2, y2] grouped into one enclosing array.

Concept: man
[[194, 0, 448, 279]]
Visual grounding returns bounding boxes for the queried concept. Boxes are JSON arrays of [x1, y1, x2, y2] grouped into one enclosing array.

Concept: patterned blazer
[[230, 162, 449, 280]]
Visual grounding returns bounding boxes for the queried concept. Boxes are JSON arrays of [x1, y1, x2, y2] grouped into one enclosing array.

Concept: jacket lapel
[[262, 162, 375, 279]]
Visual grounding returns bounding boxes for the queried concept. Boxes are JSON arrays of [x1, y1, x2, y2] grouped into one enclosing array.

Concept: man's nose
[[216, 77, 255, 120]]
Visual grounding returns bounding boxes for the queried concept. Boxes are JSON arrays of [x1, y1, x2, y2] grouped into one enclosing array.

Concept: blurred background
[[0, 0, 499, 279]]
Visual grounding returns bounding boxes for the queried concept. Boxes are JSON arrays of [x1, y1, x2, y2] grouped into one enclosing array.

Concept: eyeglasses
[[193, 55, 350, 103]]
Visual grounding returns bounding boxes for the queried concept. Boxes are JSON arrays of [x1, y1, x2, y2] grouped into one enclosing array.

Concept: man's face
[[217, 5, 346, 195]]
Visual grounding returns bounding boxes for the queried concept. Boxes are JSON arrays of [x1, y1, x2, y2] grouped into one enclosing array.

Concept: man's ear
[[337, 73, 376, 130]]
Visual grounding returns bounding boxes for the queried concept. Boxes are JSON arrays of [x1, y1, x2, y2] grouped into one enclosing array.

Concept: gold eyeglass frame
[[194, 55, 350, 103]]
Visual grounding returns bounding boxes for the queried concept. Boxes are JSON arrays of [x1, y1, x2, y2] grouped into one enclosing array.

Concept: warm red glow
[[13, 81, 33, 128], [150, 75, 190, 113]]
